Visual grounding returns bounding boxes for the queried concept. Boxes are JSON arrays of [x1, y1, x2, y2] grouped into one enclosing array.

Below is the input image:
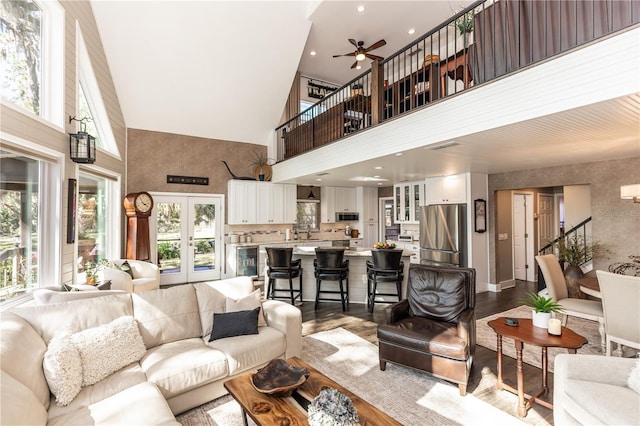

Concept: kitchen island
[[281, 247, 413, 306]]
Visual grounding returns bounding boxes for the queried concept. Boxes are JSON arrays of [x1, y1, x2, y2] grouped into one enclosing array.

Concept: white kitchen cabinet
[[425, 174, 467, 204], [228, 180, 257, 224], [349, 238, 364, 249], [393, 181, 423, 223], [335, 187, 357, 212], [360, 187, 378, 223], [320, 186, 336, 223], [361, 222, 378, 247], [394, 241, 421, 264], [229, 181, 296, 225]]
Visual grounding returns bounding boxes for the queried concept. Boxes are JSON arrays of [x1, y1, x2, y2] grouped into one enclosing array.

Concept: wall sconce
[[69, 116, 96, 164], [620, 184, 640, 203]]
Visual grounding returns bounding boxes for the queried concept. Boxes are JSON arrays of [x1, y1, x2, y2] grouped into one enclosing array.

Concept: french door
[[150, 194, 223, 285]]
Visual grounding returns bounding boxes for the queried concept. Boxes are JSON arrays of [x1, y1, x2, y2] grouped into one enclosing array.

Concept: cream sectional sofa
[[0, 277, 302, 425]]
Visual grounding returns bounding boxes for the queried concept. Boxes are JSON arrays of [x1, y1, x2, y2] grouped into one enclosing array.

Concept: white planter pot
[[532, 310, 551, 329]]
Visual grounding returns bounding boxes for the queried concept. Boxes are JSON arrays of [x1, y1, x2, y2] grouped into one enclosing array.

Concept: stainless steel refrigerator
[[419, 204, 467, 267]]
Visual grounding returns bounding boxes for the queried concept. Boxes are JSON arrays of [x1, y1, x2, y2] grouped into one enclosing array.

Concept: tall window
[[78, 84, 102, 148], [0, 0, 42, 115], [296, 201, 319, 229], [0, 151, 39, 301]]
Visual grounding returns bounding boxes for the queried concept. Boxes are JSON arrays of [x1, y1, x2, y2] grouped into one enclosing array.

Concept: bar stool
[[366, 249, 404, 313], [265, 247, 302, 305], [314, 248, 349, 311]]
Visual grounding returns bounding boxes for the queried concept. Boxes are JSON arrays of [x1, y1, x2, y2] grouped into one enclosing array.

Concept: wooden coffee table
[[224, 356, 402, 426], [488, 317, 587, 417]]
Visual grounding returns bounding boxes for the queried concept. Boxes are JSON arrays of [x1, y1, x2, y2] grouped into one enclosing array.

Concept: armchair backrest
[[371, 249, 403, 271], [407, 264, 476, 322], [535, 254, 568, 301], [315, 248, 346, 269]]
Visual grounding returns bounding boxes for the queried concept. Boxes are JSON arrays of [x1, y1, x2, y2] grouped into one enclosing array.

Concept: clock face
[[135, 192, 153, 213]]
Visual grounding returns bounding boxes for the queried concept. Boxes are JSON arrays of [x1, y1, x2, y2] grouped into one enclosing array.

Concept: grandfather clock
[[123, 192, 154, 261]]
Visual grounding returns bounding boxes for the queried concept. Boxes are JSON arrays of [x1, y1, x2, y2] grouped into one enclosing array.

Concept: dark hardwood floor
[[298, 280, 554, 425]]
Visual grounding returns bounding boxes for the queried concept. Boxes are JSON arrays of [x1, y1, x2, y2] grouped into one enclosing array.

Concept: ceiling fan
[[333, 38, 386, 69]]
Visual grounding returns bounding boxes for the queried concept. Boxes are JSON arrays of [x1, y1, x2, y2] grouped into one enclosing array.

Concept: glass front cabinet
[[393, 181, 424, 224]]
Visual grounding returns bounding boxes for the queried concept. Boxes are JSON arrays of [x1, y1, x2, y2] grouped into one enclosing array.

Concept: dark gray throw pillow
[[209, 307, 260, 341], [119, 260, 134, 279]]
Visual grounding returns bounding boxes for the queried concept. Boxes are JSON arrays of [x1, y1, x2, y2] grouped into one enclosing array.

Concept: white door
[[513, 193, 534, 282], [538, 193, 555, 249], [150, 194, 223, 285]]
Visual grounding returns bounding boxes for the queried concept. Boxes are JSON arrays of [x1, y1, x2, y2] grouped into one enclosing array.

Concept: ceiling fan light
[[355, 52, 366, 61]]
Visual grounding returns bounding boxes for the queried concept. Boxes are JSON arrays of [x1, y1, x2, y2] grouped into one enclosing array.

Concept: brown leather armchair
[[377, 263, 476, 396]]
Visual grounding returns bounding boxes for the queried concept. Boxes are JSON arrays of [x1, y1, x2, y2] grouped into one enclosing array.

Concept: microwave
[[336, 212, 359, 221]]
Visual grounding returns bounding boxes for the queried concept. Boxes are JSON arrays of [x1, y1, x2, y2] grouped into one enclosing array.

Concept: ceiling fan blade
[[333, 52, 356, 58], [348, 38, 358, 47], [351, 61, 359, 69], [365, 53, 384, 61], [365, 39, 387, 52]]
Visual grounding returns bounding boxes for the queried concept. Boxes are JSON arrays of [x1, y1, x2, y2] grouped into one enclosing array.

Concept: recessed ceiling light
[[378, 182, 383, 185], [357, 5, 365, 12], [316, 178, 322, 181], [374, 166, 383, 170], [395, 152, 404, 156], [408, 28, 416, 35], [374, 175, 380, 178], [356, 65, 362, 70], [310, 51, 316, 56]]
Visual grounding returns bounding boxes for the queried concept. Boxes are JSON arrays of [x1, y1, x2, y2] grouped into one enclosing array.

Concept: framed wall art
[[66, 178, 77, 243], [474, 199, 486, 233]]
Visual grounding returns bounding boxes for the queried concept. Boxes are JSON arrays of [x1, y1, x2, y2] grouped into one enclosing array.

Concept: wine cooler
[[236, 245, 258, 278]]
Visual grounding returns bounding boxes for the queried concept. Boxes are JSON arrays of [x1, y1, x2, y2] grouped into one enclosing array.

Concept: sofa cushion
[[565, 379, 640, 425], [628, 358, 640, 393], [47, 363, 147, 422], [43, 331, 83, 406], [209, 308, 260, 341], [140, 338, 228, 399], [118, 260, 135, 278], [71, 316, 146, 386], [47, 382, 179, 426], [1, 371, 48, 426], [226, 289, 267, 327], [0, 311, 50, 409], [193, 277, 254, 338], [10, 293, 133, 344], [206, 326, 287, 375], [133, 285, 202, 348]]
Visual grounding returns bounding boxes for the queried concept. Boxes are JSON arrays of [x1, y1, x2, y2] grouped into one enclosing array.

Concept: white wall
[[563, 184, 591, 230]]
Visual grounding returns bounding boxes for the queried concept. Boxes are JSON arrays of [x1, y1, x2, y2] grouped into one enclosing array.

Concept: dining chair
[[535, 254, 605, 351], [595, 270, 640, 356]]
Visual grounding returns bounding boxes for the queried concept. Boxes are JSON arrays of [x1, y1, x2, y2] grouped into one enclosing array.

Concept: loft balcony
[[275, 0, 639, 164]]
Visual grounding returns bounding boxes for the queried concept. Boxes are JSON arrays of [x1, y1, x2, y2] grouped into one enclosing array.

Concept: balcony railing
[[276, 0, 639, 162]]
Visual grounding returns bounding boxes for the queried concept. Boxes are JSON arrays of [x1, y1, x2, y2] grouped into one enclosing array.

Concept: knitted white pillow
[[628, 358, 640, 394], [43, 331, 83, 406], [71, 316, 146, 387]]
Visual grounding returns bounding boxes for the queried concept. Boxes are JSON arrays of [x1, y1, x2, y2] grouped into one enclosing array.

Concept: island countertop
[[292, 247, 415, 257]]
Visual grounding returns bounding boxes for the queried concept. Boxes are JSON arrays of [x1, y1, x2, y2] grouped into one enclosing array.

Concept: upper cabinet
[[228, 181, 296, 225], [393, 181, 424, 223], [424, 174, 467, 204], [321, 186, 357, 223], [359, 186, 378, 223]]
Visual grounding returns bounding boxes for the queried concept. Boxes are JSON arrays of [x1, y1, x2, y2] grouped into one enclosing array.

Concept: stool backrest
[[266, 247, 293, 268], [315, 249, 345, 269], [371, 249, 403, 271]]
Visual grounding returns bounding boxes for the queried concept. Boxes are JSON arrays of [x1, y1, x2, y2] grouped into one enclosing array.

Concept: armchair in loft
[[377, 263, 476, 396]]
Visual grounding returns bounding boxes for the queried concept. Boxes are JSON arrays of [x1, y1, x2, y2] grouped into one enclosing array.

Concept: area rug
[[177, 327, 524, 425], [477, 305, 603, 372]]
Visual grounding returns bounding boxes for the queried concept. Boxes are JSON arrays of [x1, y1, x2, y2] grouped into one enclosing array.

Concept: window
[[0, 0, 63, 124], [0, 1, 42, 115], [75, 172, 119, 278], [0, 152, 39, 300], [78, 84, 102, 148], [296, 201, 319, 229]]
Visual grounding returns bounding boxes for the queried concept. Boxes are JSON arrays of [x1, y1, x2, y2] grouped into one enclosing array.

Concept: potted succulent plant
[[521, 292, 564, 328]]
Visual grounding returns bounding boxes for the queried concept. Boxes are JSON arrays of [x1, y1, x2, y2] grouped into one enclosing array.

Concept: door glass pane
[[157, 202, 182, 274], [77, 173, 107, 274], [0, 152, 39, 300], [192, 203, 215, 272]]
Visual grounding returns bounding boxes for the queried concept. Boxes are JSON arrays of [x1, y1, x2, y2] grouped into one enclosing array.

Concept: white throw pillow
[[628, 358, 640, 394], [71, 316, 146, 387], [225, 289, 267, 327], [43, 331, 83, 406]]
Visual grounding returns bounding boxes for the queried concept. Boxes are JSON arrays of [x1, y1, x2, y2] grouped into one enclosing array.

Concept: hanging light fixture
[[69, 116, 96, 164], [307, 186, 316, 199]]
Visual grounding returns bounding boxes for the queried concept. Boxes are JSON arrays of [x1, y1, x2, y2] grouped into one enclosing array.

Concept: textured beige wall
[[126, 128, 267, 197], [488, 156, 640, 283]]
